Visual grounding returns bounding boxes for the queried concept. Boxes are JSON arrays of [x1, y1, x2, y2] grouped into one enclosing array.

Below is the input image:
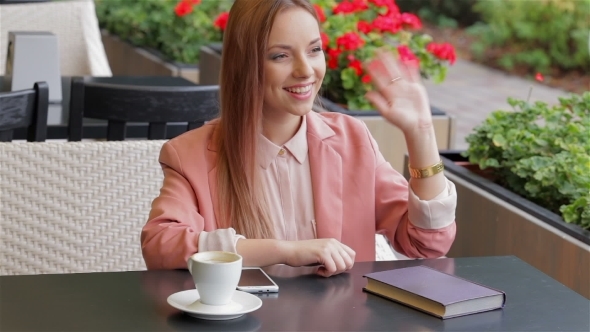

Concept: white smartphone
[[236, 267, 279, 293]]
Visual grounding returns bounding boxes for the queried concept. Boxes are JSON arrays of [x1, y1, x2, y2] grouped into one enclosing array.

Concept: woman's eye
[[311, 47, 322, 53], [272, 54, 288, 60]]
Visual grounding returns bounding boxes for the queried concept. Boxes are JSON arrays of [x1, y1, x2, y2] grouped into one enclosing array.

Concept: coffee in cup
[[187, 251, 243, 306]]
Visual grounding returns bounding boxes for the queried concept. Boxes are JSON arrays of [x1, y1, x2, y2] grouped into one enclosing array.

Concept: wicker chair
[[0, 140, 399, 276], [0, 0, 112, 76], [0, 140, 164, 275]]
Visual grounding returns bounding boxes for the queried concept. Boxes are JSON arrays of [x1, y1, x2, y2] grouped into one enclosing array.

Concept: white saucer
[[167, 289, 262, 321]]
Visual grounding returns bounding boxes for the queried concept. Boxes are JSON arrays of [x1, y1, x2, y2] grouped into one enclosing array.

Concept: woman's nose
[[293, 56, 314, 78]]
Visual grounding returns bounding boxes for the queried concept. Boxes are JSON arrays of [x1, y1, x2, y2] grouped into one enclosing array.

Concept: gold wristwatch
[[408, 160, 444, 179]]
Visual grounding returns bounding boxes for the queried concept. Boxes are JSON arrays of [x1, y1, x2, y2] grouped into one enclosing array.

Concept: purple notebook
[[363, 265, 506, 319]]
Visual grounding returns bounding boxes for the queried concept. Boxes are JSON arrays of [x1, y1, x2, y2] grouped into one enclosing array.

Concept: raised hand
[[364, 49, 433, 134]]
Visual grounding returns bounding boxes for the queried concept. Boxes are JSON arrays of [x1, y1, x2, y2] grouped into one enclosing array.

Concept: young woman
[[141, 0, 457, 277]]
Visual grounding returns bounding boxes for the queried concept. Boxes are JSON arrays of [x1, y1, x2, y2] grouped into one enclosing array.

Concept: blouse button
[[278, 149, 286, 156]]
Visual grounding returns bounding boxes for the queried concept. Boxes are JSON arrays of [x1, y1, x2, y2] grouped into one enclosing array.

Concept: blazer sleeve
[[141, 141, 205, 270], [368, 127, 457, 258]]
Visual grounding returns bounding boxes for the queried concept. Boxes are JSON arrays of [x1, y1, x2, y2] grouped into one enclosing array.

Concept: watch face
[[409, 161, 444, 179]]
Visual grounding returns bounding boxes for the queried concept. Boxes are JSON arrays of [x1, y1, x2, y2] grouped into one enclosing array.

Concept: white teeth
[[285, 85, 312, 94]]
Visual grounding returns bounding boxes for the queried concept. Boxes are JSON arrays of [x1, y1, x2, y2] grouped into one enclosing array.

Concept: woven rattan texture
[[0, 141, 165, 275]]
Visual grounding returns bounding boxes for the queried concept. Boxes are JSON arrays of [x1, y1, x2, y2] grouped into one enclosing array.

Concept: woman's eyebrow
[[267, 38, 321, 51]]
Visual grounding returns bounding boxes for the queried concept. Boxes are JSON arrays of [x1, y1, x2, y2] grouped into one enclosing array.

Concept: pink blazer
[[141, 112, 456, 269]]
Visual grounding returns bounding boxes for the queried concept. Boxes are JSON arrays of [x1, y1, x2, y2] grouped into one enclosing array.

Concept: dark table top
[[0, 76, 200, 140], [1, 256, 588, 331]]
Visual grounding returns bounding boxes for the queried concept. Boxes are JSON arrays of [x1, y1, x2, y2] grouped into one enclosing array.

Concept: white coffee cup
[[187, 251, 243, 306]]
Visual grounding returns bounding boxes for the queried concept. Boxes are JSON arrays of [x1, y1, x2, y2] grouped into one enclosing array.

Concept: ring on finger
[[389, 76, 403, 85]]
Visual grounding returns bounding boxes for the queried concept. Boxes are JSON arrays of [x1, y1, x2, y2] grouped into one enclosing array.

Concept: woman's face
[[262, 7, 326, 121]]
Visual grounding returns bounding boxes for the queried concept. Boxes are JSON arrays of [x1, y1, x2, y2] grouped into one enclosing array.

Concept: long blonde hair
[[215, 0, 318, 239]]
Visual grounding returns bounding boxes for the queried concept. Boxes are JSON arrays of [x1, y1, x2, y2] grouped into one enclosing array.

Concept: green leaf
[[340, 68, 357, 90], [492, 134, 507, 147]]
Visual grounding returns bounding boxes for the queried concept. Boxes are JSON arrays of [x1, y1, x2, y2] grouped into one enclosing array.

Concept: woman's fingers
[[342, 246, 356, 269], [365, 51, 412, 112], [366, 50, 422, 100], [403, 60, 421, 83], [365, 90, 390, 115], [378, 49, 421, 84], [365, 56, 396, 94], [316, 240, 355, 277], [333, 251, 348, 271], [377, 49, 403, 79], [286, 238, 356, 277], [319, 252, 337, 276]]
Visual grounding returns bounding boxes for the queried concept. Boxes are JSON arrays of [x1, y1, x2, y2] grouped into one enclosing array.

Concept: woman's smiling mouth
[[284, 83, 313, 95]]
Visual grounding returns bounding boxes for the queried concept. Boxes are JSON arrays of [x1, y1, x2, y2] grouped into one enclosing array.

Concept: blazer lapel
[[306, 113, 343, 240]]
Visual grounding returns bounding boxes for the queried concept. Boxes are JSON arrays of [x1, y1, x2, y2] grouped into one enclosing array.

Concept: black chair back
[[0, 82, 49, 142], [68, 77, 219, 141]]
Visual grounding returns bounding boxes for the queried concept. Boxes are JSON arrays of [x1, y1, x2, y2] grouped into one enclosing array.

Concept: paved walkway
[[423, 60, 572, 150]]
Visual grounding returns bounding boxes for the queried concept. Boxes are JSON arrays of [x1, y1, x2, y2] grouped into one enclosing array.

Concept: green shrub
[[95, 0, 232, 64], [466, 0, 590, 73], [463, 92, 590, 230]]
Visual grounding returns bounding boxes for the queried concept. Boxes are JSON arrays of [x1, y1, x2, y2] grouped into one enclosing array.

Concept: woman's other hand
[[282, 239, 356, 277]]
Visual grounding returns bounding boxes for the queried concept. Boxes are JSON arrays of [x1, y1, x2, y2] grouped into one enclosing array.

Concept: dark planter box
[[199, 43, 223, 86], [441, 152, 590, 243], [317, 95, 447, 116], [423, 151, 590, 299], [101, 30, 200, 84]]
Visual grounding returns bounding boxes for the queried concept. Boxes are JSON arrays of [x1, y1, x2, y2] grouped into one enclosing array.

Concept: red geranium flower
[[369, 0, 399, 14], [333, 1, 355, 14], [397, 45, 419, 64], [401, 13, 422, 30], [334, 0, 368, 14], [174, 1, 193, 17], [348, 58, 363, 76], [328, 59, 339, 70], [370, 0, 400, 16], [336, 32, 365, 51], [357, 21, 372, 34], [426, 42, 456, 65], [535, 73, 544, 82], [327, 48, 342, 69], [313, 4, 326, 23], [351, 0, 369, 11], [214, 12, 230, 31], [361, 74, 372, 83], [369, 0, 392, 7], [328, 48, 343, 58], [372, 14, 402, 34], [320, 32, 329, 50]]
